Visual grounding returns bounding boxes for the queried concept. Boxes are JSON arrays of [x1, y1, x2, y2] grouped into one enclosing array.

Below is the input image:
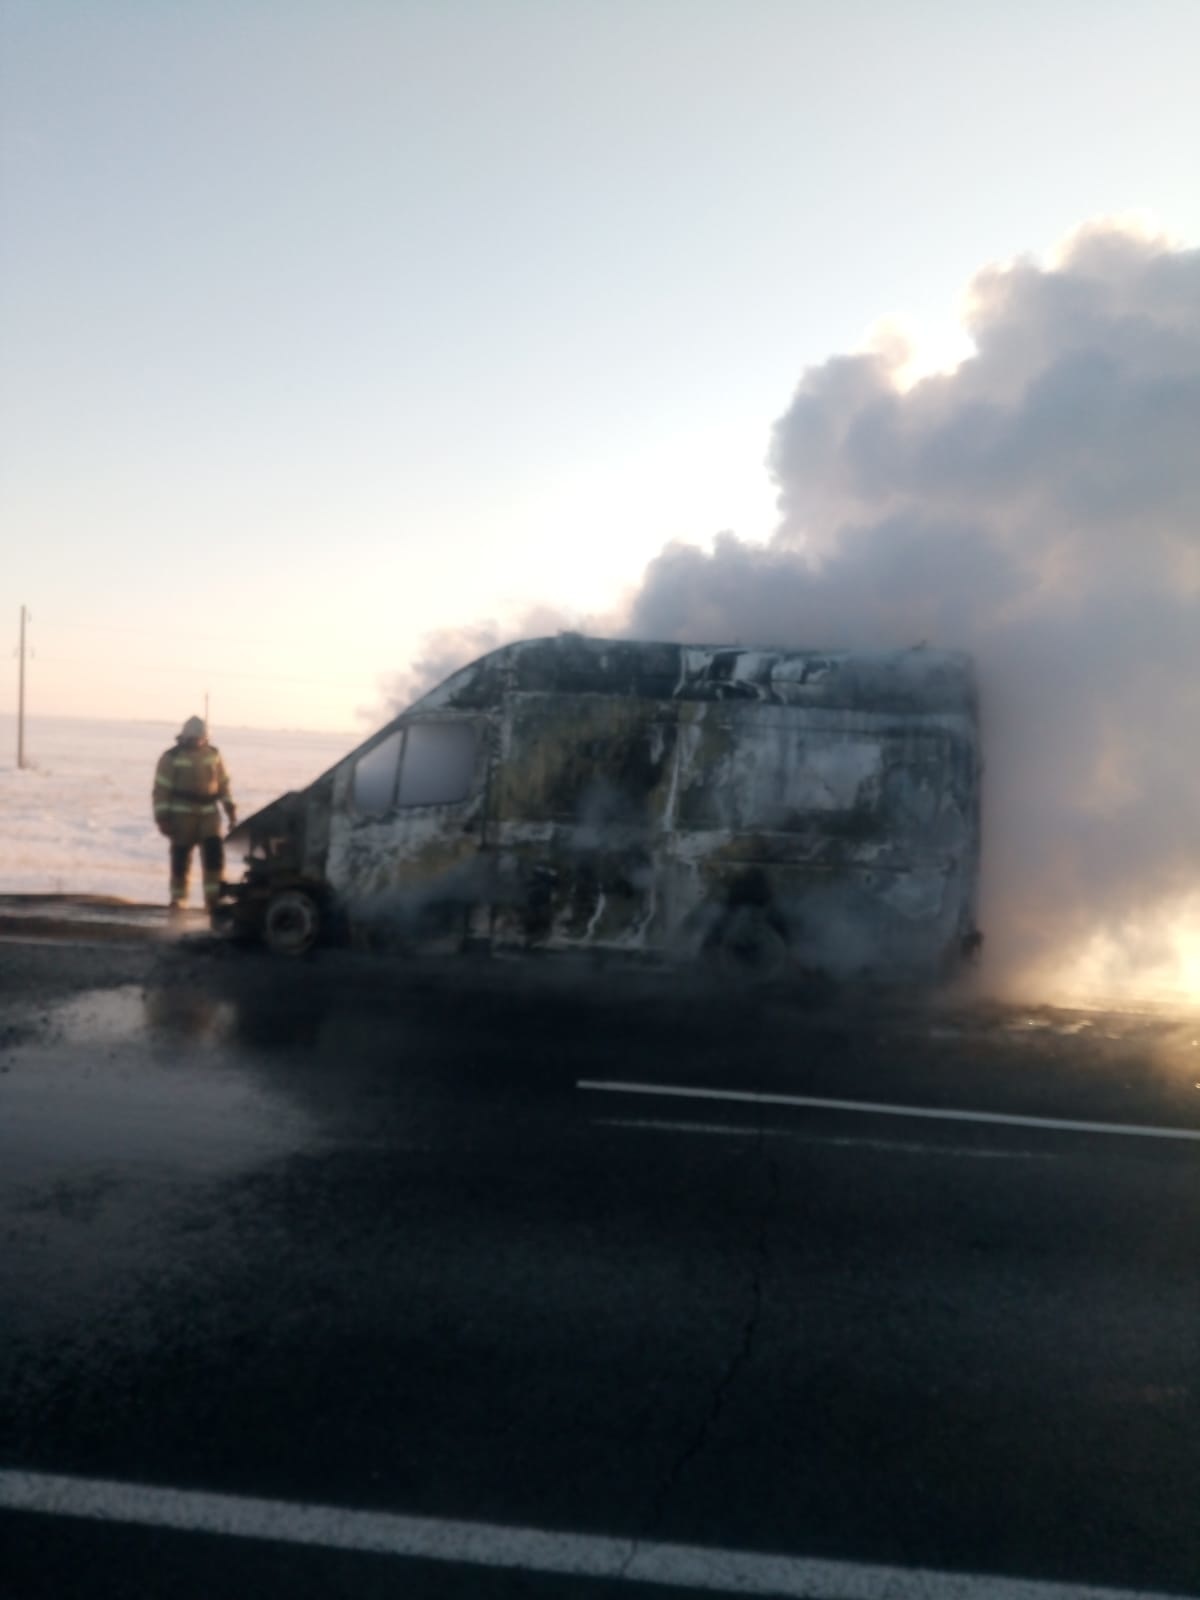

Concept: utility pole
[[17, 604, 28, 770], [204, 689, 210, 725]]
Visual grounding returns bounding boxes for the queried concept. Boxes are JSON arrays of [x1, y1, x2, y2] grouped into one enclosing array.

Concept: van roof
[[412, 633, 977, 717]]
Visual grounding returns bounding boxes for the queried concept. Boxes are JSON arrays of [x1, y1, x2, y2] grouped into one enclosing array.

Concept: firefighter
[[152, 716, 237, 914]]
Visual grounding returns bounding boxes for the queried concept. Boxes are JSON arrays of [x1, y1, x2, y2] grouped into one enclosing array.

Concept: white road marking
[[577, 1080, 1200, 1142], [0, 1469, 1191, 1600], [593, 1116, 1054, 1158]]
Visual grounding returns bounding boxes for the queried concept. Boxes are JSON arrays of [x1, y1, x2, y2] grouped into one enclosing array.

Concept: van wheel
[[263, 890, 320, 956], [711, 907, 789, 982]]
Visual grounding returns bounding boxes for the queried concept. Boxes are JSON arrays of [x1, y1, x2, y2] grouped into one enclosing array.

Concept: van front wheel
[[263, 889, 320, 956]]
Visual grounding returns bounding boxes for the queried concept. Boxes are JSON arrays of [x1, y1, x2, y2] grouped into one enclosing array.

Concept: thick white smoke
[[385, 220, 1199, 1000], [631, 222, 1200, 1000]]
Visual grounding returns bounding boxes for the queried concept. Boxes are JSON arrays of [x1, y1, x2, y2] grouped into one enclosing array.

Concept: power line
[[31, 654, 366, 688], [39, 618, 297, 648], [15, 612, 392, 731], [39, 618, 383, 665]]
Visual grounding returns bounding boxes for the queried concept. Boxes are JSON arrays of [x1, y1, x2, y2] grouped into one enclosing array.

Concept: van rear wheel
[[263, 889, 320, 956], [711, 906, 788, 983]]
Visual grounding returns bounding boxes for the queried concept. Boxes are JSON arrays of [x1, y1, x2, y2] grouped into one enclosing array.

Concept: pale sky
[[3, 0, 1197, 731]]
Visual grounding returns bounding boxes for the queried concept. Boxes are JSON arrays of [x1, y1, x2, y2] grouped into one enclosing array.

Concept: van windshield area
[[352, 730, 403, 817]]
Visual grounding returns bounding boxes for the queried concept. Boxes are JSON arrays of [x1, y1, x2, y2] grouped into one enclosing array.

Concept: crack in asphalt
[[617, 1126, 781, 1578]]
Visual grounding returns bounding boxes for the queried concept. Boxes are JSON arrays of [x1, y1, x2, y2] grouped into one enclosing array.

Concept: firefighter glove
[[225, 804, 238, 828]]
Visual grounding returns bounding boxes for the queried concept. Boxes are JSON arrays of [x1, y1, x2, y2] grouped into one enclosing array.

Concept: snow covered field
[[0, 715, 355, 906]]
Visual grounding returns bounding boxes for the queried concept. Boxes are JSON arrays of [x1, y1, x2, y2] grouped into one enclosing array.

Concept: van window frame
[[350, 718, 481, 819], [350, 728, 405, 818], [395, 719, 480, 809]]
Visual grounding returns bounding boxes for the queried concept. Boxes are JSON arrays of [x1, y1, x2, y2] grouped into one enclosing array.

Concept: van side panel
[[668, 703, 978, 975], [487, 691, 676, 949], [487, 691, 978, 976]]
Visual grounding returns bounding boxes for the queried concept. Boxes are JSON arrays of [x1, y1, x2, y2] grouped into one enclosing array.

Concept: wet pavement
[[1, 940, 1199, 1597], [0, 894, 209, 945]]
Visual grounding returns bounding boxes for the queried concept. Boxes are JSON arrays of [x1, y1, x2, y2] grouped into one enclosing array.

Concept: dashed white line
[[0, 1469, 1192, 1599], [577, 1080, 1200, 1142]]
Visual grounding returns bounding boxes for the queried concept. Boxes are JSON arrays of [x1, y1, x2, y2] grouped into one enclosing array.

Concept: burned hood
[[227, 790, 307, 853]]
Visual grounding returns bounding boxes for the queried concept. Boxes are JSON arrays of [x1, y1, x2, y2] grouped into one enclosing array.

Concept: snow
[[0, 715, 354, 906]]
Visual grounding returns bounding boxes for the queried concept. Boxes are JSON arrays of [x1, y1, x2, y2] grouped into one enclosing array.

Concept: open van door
[[325, 714, 491, 950]]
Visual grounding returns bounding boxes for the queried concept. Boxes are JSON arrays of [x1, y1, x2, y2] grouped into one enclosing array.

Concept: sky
[[2, 0, 1198, 733]]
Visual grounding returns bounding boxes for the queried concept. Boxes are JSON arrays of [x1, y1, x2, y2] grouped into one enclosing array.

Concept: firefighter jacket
[[153, 740, 233, 843]]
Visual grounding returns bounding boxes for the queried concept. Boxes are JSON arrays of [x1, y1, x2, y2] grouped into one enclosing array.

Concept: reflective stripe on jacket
[[153, 740, 232, 828]]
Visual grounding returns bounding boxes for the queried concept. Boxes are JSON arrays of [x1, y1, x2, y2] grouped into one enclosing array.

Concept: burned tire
[[263, 889, 320, 956], [710, 906, 789, 983]]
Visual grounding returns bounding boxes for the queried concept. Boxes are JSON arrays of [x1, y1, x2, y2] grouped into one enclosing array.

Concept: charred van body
[[217, 635, 981, 980]]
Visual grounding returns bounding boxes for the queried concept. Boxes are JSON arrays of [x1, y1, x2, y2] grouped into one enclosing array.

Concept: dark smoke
[[631, 222, 1200, 997]]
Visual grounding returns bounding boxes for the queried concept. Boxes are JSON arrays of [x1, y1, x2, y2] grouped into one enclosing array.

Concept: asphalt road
[[2, 938, 1199, 1598]]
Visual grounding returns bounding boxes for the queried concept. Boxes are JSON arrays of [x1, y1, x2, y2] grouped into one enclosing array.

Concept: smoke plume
[[386, 220, 1199, 999], [371, 605, 585, 720], [632, 221, 1200, 999]]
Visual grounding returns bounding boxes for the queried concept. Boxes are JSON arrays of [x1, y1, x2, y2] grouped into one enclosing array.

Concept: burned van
[[218, 634, 981, 980]]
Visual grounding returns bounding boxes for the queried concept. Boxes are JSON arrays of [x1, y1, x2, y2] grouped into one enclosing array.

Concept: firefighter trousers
[[169, 835, 224, 909]]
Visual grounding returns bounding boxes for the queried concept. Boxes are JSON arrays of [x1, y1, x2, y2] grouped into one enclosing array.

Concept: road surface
[[2, 936, 1198, 1597]]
